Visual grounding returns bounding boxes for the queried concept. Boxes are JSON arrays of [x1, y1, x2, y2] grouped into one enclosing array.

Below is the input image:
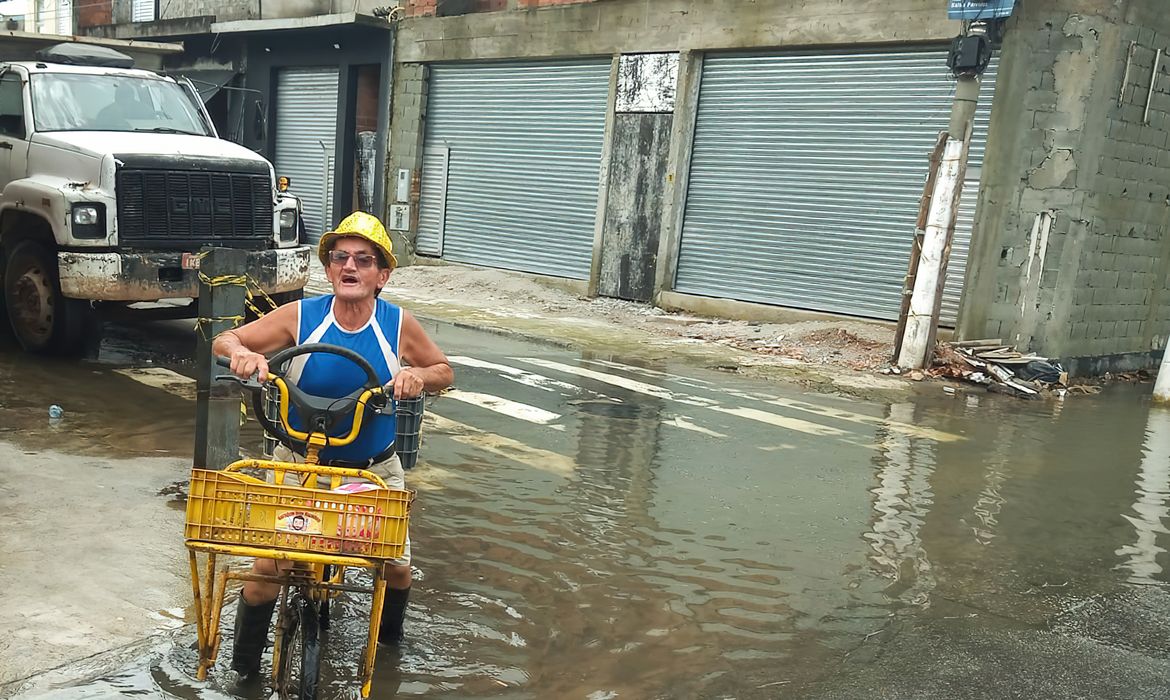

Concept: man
[[212, 210, 454, 681]]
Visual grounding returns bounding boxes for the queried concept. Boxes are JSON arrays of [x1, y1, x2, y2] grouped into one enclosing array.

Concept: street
[[3, 317, 1170, 699]]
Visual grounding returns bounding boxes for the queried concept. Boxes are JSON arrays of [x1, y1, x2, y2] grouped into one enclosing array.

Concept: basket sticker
[[276, 510, 323, 535]]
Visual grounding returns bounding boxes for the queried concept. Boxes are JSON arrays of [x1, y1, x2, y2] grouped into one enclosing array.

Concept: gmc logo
[[170, 196, 213, 215]]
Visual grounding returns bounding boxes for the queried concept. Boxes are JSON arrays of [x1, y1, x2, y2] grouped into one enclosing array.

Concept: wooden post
[[194, 247, 250, 469]]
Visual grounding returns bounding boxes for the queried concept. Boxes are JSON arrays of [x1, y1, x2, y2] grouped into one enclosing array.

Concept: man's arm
[[211, 302, 299, 381], [392, 310, 454, 399]]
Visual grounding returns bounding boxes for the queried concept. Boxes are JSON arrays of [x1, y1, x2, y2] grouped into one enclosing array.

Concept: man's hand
[[389, 367, 424, 400], [229, 348, 270, 382]]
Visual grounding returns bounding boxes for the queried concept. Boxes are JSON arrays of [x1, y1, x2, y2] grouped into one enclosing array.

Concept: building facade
[[81, 0, 1170, 375]]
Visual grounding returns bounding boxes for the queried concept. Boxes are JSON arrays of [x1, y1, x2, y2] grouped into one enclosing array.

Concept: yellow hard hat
[[317, 211, 398, 270]]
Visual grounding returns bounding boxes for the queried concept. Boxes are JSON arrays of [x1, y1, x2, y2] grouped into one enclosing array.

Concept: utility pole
[[897, 20, 996, 370], [1154, 340, 1170, 403], [193, 247, 250, 469]]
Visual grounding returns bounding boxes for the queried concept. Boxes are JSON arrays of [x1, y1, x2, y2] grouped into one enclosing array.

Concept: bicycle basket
[[185, 469, 413, 560], [394, 395, 425, 470]]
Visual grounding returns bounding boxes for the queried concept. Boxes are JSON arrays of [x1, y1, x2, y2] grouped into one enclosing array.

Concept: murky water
[[4, 323, 1170, 699]]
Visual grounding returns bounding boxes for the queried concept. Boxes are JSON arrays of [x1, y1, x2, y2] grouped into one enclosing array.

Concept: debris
[[909, 370, 925, 381], [943, 386, 957, 395], [48, 404, 63, 419], [929, 341, 1067, 399]]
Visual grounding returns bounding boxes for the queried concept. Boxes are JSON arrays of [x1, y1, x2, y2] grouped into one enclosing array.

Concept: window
[[132, 0, 156, 22], [0, 73, 25, 138], [30, 72, 209, 135]]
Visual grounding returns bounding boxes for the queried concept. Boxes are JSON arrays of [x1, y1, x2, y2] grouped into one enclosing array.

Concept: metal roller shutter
[[417, 60, 610, 279], [275, 67, 339, 245], [676, 49, 997, 323]]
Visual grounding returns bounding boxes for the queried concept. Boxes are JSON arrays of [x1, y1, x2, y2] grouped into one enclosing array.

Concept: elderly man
[[212, 210, 454, 680]]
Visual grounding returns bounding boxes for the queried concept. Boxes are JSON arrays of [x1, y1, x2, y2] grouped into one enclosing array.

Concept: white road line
[[427, 413, 575, 476], [448, 356, 582, 393], [517, 357, 713, 406], [662, 416, 727, 438], [444, 389, 563, 426], [711, 406, 850, 437], [582, 358, 715, 388], [763, 398, 963, 443]]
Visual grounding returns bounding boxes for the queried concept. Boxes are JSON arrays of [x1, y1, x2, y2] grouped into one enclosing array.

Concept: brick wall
[[403, 0, 596, 18], [78, 0, 113, 28], [961, 0, 1170, 372]]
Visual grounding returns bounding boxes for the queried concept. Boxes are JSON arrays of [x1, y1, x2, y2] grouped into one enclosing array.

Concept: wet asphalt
[[1, 317, 1170, 699]]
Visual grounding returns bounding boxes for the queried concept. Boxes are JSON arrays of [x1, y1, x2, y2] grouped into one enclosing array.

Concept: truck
[[0, 43, 309, 354]]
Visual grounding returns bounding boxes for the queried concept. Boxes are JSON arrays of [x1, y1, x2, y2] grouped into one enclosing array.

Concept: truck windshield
[[29, 72, 210, 135]]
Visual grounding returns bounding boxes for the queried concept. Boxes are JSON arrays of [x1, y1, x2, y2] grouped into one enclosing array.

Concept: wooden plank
[[952, 338, 1004, 347]]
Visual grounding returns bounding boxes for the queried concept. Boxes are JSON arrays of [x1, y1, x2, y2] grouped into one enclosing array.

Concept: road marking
[[449, 355, 583, 393], [582, 358, 715, 389], [517, 357, 711, 405], [663, 415, 727, 438], [539, 358, 962, 444], [763, 397, 963, 443], [711, 406, 850, 437], [114, 367, 195, 399], [426, 413, 574, 476], [444, 389, 563, 427]]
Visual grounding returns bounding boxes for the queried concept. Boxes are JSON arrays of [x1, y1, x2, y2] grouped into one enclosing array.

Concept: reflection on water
[[7, 321, 1170, 698], [1116, 409, 1170, 585], [865, 402, 936, 606]]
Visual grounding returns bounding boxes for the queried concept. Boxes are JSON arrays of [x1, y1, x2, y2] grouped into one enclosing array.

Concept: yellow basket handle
[[224, 458, 397, 492]]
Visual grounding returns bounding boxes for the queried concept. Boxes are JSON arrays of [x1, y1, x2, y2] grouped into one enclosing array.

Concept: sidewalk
[[304, 261, 909, 399]]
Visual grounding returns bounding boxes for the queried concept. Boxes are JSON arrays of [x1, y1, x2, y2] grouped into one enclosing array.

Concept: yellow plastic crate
[[185, 469, 413, 560]]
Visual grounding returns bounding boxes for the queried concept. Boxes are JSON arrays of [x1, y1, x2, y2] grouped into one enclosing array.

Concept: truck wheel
[[3, 241, 87, 354]]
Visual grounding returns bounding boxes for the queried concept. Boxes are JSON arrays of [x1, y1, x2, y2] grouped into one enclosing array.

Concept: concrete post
[[896, 73, 981, 370], [193, 247, 250, 469], [1154, 344, 1170, 403]]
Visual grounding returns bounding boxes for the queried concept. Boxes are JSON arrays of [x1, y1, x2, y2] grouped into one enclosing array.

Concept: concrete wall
[[396, 0, 957, 62], [598, 112, 671, 302], [960, 0, 1170, 375]]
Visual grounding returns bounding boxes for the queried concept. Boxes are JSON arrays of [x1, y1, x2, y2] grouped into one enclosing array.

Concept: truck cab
[[0, 43, 309, 354]]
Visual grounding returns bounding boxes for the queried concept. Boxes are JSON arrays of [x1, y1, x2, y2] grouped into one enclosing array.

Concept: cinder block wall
[[961, 0, 1170, 374]]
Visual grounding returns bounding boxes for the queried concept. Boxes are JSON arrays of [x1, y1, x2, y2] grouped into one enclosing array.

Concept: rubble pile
[[926, 339, 1069, 398]]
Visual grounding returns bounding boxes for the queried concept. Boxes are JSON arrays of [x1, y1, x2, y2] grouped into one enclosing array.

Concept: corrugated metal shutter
[[416, 146, 448, 256], [676, 49, 998, 323], [275, 67, 339, 244], [55, 0, 71, 33], [417, 60, 610, 279], [131, 0, 153, 22]]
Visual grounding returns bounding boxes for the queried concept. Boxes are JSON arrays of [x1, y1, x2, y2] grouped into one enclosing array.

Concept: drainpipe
[[896, 22, 993, 370]]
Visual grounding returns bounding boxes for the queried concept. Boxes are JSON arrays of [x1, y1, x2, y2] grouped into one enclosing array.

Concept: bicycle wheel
[[275, 594, 323, 700]]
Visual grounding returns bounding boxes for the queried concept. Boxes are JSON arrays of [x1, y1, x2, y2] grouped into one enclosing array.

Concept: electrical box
[[947, 35, 992, 76], [389, 204, 411, 231], [396, 168, 411, 203]]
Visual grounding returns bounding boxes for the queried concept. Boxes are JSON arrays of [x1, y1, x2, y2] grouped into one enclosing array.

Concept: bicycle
[[184, 342, 415, 699]]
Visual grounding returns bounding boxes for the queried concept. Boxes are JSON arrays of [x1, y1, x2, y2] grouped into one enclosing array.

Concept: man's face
[[325, 236, 391, 302]]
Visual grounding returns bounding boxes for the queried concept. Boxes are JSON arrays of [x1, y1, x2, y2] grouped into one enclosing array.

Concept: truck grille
[[116, 167, 273, 249]]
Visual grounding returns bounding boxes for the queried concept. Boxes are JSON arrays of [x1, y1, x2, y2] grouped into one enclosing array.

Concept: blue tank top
[[283, 295, 402, 463]]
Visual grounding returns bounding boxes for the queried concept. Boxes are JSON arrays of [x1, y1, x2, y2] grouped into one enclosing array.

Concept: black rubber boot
[[378, 587, 410, 645], [232, 596, 276, 679]]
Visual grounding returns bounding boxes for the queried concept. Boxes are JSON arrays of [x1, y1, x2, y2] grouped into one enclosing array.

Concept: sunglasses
[[328, 250, 379, 268]]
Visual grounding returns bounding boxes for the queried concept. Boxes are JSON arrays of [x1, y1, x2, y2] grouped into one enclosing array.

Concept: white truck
[[0, 43, 309, 354]]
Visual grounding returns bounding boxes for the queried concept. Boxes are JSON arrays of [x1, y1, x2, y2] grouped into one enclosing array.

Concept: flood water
[[3, 322, 1170, 699]]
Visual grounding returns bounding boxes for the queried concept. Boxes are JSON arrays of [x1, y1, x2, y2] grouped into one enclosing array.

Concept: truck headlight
[[279, 209, 297, 229], [71, 203, 105, 239]]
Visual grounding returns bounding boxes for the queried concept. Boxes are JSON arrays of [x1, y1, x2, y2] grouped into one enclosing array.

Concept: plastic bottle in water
[[48, 405, 64, 419]]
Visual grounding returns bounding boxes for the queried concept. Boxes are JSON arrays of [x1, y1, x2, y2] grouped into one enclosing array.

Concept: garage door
[[676, 49, 997, 323], [275, 67, 339, 244], [417, 60, 610, 279]]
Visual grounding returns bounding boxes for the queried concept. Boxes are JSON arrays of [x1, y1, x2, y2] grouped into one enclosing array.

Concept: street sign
[[948, 0, 1016, 20]]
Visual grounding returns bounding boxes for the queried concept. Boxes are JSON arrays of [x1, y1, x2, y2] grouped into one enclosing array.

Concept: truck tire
[[3, 240, 88, 355]]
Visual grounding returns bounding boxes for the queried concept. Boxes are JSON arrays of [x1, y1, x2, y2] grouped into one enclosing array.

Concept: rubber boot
[[232, 596, 276, 679], [378, 587, 410, 645]]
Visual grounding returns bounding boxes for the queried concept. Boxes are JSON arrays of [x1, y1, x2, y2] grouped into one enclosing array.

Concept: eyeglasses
[[328, 250, 379, 268]]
